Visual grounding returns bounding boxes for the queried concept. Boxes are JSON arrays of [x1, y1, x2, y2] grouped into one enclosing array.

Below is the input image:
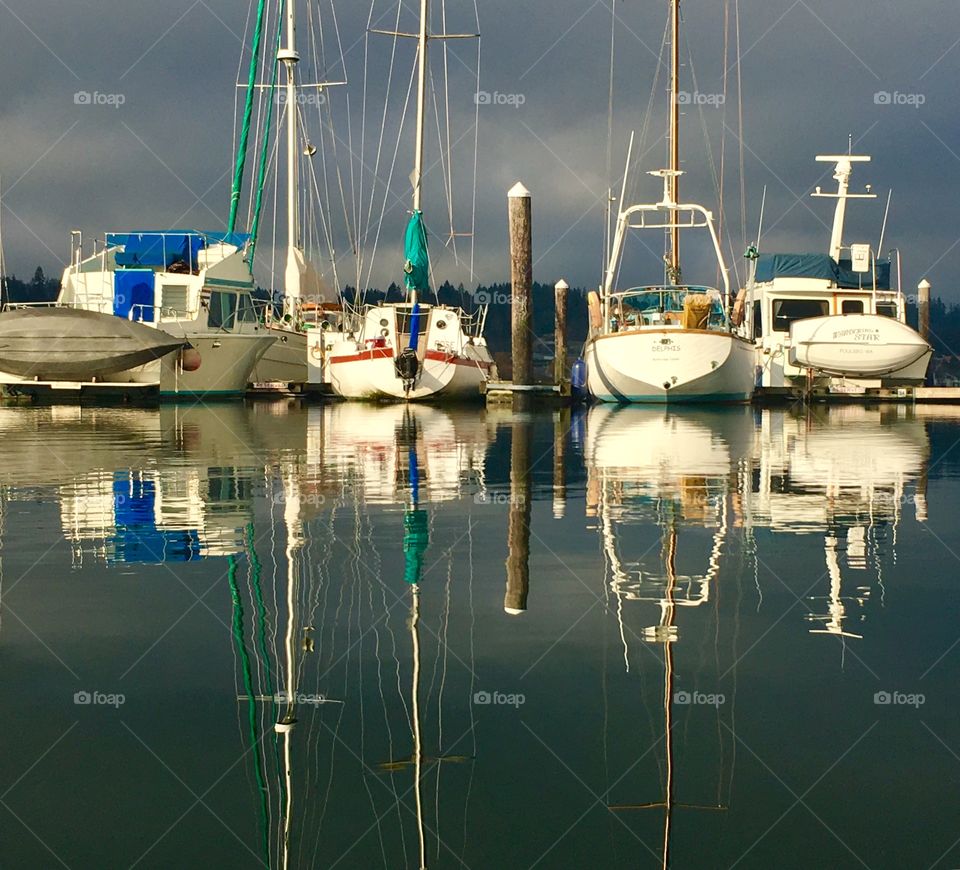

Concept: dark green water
[[1, 401, 958, 869]]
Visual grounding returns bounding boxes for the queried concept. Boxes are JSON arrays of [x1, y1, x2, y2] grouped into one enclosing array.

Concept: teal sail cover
[[403, 210, 430, 294]]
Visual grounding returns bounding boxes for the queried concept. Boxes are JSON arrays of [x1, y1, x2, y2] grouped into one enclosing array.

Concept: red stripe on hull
[[330, 347, 394, 365], [424, 350, 491, 369]]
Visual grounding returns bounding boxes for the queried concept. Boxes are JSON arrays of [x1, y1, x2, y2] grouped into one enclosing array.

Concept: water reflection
[[0, 399, 949, 867]]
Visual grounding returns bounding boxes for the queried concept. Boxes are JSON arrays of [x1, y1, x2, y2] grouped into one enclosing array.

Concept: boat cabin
[[743, 248, 906, 386], [58, 230, 263, 336]]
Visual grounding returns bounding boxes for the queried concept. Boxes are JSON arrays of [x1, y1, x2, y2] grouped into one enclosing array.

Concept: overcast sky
[[1, 0, 959, 300]]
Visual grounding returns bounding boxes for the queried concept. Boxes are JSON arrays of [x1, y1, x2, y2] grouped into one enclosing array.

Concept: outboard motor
[[395, 347, 420, 393]]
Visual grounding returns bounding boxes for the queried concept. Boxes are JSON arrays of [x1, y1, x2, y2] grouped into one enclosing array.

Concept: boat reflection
[[585, 403, 930, 642], [226, 403, 491, 868]]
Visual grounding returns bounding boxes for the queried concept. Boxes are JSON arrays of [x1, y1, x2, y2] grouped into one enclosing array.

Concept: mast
[[813, 155, 873, 262], [280, 0, 301, 315], [413, 0, 429, 214], [669, 0, 680, 276]]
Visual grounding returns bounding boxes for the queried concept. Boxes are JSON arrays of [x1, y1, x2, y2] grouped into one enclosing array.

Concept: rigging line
[[624, 13, 670, 212], [468, 33, 480, 282], [249, 0, 286, 266], [440, 0, 459, 270], [718, 0, 730, 287], [360, 0, 406, 290], [736, 0, 746, 253], [228, 0, 269, 232], [604, 0, 616, 272], [361, 57, 418, 294], [228, 552, 272, 866], [322, 0, 360, 292], [684, 25, 741, 289], [232, 0, 257, 213]]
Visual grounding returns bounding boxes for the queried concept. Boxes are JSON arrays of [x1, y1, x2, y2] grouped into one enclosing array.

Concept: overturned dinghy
[[0, 307, 185, 380], [789, 313, 932, 381]]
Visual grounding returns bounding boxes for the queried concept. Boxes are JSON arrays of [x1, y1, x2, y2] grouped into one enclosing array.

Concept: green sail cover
[[403, 210, 430, 293], [403, 509, 430, 585]]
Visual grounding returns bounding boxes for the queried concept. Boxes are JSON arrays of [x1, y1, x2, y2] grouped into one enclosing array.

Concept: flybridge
[[753, 253, 892, 291], [105, 231, 251, 270]]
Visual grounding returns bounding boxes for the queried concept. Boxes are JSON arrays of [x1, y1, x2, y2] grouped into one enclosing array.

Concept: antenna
[[878, 189, 892, 256]]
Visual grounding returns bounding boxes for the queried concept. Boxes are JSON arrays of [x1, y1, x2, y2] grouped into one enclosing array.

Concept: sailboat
[[741, 154, 932, 394], [582, 0, 756, 404], [231, 0, 348, 389], [307, 0, 495, 401]]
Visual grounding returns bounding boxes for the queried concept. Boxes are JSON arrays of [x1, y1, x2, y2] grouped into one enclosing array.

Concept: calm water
[[2, 401, 960, 869]]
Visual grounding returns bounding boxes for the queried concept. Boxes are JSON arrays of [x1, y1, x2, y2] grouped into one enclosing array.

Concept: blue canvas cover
[[755, 253, 890, 290], [107, 231, 251, 268], [113, 269, 155, 322], [110, 475, 201, 564]]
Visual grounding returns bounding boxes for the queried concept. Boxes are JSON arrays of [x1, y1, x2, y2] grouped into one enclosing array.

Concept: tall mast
[[669, 0, 680, 276], [280, 0, 301, 312], [413, 0, 429, 213]]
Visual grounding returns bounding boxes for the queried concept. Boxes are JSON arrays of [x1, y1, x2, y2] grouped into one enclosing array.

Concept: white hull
[[788, 314, 932, 382], [327, 347, 489, 401], [250, 325, 308, 385], [585, 329, 756, 403], [0, 333, 275, 398]]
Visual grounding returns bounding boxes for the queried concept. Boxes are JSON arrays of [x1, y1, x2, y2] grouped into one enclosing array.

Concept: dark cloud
[[1, 0, 958, 300]]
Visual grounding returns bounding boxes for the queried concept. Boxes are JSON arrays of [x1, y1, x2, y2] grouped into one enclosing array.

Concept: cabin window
[[876, 302, 898, 319], [771, 299, 829, 331], [208, 291, 238, 329], [396, 308, 429, 336], [237, 292, 258, 323], [753, 301, 762, 339], [841, 300, 864, 314]]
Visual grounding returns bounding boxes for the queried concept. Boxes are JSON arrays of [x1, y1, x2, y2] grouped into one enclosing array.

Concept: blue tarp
[[755, 253, 890, 290], [113, 269, 155, 322], [109, 476, 202, 564], [107, 231, 252, 269]]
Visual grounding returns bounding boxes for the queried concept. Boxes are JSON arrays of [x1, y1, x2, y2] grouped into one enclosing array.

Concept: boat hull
[[155, 334, 276, 396], [584, 329, 756, 403], [249, 325, 308, 386], [328, 347, 489, 401], [788, 315, 932, 382], [0, 308, 184, 380]]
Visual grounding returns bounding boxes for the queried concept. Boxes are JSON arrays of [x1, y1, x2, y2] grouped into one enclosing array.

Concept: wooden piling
[[918, 278, 931, 343], [554, 279, 569, 388], [504, 417, 532, 615], [552, 408, 569, 519], [509, 183, 533, 400]]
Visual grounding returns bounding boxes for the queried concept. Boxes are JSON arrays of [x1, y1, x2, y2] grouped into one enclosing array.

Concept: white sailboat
[[742, 154, 932, 393], [306, 0, 495, 401], [582, 1, 756, 404], [239, 0, 347, 389]]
